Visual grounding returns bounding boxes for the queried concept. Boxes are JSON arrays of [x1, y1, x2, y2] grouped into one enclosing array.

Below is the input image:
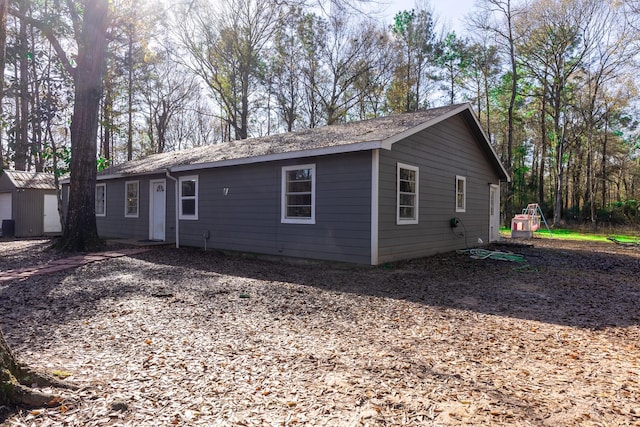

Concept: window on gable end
[[456, 175, 466, 212]]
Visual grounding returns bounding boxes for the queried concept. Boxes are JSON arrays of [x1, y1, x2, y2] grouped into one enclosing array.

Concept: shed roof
[[1, 170, 57, 190], [98, 103, 509, 181]]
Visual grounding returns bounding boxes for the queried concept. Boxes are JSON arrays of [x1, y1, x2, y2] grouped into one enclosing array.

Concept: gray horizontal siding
[[178, 151, 372, 264], [97, 174, 174, 242], [378, 114, 500, 263]]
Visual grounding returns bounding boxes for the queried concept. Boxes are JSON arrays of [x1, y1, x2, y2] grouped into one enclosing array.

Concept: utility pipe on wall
[[165, 169, 179, 248]]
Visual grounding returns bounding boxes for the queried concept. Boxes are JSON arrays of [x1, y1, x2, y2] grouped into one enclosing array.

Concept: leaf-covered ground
[[0, 237, 639, 426]]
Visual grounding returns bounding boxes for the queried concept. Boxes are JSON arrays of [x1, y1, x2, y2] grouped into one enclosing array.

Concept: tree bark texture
[[1, 329, 72, 408], [15, 1, 29, 171], [60, 0, 110, 251], [0, 0, 8, 169]]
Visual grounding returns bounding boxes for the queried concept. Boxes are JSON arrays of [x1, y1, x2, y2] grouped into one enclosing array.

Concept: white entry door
[[43, 194, 62, 233], [150, 180, 166, 241], [0, 192, 11, 223], [489, 185, 500, 242]]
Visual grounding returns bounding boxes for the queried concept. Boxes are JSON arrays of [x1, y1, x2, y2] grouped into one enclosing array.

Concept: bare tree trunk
[[504, 2, 517, 224], [553, 124, 564, 225], [483, 70, 491, 140], [127, 27, 134, 160], [102, 93, 112, 160], [601, 113, 608, 209], [15, 1, 29, 171], [0, 0, 8, 169], [30, 24, 45, 172], [63, 82, 105, 250], [0, 0, 75, 412], [538, 87, 547, 204], [59, 0, 110, 252]]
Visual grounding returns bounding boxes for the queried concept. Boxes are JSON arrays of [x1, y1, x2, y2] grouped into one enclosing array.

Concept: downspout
[[165, 169, 179, 248], [371, 150, 379, 265]]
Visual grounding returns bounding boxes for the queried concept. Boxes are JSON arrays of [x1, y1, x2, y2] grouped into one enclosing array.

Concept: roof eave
[[380, 103, 470, 149], [381, 103, 510, 183], [170, 140, 384, 173], [462, 107, 511, 183]]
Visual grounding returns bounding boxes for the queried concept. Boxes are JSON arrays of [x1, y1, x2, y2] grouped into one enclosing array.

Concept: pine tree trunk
[[0, 0, 8, 169], [58, 0, 109, 252], [13, 0, 29, 171]]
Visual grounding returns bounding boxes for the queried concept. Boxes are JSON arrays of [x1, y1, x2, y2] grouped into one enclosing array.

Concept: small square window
[[456, 176, 466, 212]]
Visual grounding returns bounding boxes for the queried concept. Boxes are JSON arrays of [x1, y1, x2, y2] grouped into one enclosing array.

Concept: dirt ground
[[0, 237, 639, 426]]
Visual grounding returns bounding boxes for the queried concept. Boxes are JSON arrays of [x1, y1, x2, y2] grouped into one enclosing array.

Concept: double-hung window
[[125, 181, 139, 218], [397, 163, 419, 225], [282, 164, 315, 224], [95, 183, 106, 217], [456, 175, 466, 212], [179, 176, 198, 220]]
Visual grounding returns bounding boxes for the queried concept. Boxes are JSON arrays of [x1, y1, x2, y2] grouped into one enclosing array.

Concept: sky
[[379, 0, 478, 33]]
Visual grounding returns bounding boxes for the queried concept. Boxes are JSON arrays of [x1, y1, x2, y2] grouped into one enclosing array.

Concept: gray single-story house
[[65, 103, 509, 264], [0, 170, 62, 237]]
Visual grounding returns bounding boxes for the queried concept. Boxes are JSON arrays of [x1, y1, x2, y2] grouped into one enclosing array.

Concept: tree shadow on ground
[[0, 240, 639, 342], [124, 241, 640, 330], [0, 238, 64, 271]]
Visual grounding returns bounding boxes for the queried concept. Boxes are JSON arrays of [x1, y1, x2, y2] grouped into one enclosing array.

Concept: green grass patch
[[51, 370, 73, 379], [499, 227, 639, 243]]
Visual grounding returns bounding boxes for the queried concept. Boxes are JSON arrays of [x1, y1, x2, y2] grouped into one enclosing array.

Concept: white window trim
[[456, 175, 467, 213], [281, 164, 316, 224], [95, 183, 106, 217], [179, 175, 198, 220], [397, 163, 419, 225], [125, 180, 139, 218]]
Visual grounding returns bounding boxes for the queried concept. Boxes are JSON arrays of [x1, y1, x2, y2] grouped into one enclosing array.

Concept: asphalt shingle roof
[[99, 104, 466, 177]]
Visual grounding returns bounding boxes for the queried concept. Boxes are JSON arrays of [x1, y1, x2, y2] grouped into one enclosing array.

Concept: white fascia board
[[63, 142, 384, 182], [380, 103, 510, 183], [95, 171, 170, 181], [60, 171, 166, 184], [60, 174, 125, 185], [96, 174, 126, 181], [170, 140, 384, 173], [465, 106, 511, 182]]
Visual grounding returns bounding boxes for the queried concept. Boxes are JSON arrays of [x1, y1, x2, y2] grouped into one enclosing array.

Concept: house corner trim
[[371, 150, 379, 265]]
